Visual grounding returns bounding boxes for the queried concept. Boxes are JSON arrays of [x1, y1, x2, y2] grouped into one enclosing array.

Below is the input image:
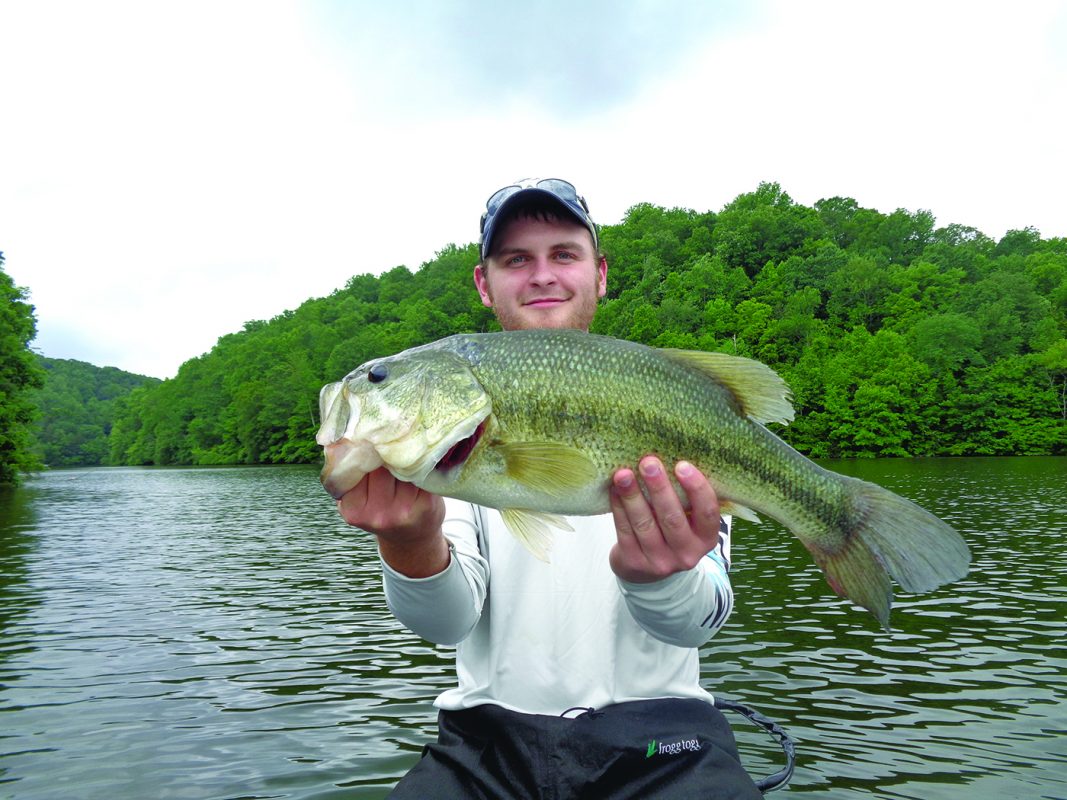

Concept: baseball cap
[[479, 178, 598, 261]]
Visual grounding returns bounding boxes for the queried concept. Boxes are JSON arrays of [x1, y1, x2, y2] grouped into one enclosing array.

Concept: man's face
[[474, 214, 607, 332]]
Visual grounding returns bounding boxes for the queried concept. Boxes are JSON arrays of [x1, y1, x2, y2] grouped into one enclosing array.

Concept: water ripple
[[1, 459, 1065, 799]]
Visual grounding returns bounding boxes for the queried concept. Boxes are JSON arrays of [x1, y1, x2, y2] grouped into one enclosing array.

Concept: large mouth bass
[[317, 329, 970, 628]]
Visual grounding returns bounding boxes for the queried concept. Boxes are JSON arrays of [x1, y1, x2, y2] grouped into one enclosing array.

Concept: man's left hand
[[608, 456, 721, 583]]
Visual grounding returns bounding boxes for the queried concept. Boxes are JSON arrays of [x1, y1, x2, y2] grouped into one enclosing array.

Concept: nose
[[527, 256, 558, 285]]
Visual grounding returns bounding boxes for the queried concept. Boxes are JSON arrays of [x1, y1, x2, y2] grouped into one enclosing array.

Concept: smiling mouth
[[524, 297, 566, 306]]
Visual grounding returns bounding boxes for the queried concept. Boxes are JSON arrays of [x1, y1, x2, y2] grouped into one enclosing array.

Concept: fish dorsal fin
[[500, 509, 575, 562], [660, 349, 795, 426], [498, 442, 599, 496]]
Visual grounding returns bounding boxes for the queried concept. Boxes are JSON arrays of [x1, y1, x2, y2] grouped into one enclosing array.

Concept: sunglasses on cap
[[479, 178, 598, 260]]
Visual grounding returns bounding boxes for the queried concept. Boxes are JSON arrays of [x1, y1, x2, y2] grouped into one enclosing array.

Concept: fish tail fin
[[804, 478, 971, 629]]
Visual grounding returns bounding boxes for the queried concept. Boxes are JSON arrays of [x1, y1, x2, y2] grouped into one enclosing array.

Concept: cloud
[[1, 0, 1064, 379], [307, 0, 759, 116]]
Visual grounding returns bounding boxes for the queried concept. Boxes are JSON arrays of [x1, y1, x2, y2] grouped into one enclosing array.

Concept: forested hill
[[107, 182, 1067, 467], [32, 358, 159, 467]]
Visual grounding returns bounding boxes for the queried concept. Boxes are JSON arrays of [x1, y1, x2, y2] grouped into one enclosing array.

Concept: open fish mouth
[[434, 421, 486, 473], [321, 420, 488, 499]]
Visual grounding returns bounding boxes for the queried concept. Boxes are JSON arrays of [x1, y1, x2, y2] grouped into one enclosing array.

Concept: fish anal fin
[[500, 509, 574, 562], [660, 349, 795, 426], [720, 500, 760, 524], [499, 441, 599, 497]]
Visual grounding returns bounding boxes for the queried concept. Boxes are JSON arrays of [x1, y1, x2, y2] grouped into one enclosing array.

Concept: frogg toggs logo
[[646, 737, 702, 758]]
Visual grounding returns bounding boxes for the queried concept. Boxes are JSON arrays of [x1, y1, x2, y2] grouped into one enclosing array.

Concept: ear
[[473, 263, 494, 308], [596, 256, 608, 298]]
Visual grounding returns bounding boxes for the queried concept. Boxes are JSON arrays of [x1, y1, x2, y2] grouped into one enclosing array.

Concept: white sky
[[2, 0, 1065, 379]]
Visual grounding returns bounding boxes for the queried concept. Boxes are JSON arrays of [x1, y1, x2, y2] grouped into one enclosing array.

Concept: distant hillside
[[32, 357, 160, 466], [107, 182, 1067, 464]]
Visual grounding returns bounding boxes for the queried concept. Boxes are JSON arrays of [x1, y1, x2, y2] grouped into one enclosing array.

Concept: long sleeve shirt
[[380, 498, 734, 716]]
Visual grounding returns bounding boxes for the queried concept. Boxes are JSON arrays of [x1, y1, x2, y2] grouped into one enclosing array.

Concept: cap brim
[[480, 188, 596, 261]]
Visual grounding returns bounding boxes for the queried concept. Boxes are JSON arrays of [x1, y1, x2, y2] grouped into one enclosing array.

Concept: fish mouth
[[320, 439, 383, 500], [435, 420, 486, 472]]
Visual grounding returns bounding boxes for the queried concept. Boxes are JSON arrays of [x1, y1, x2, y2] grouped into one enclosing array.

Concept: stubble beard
[[487, 282, 600, 333]]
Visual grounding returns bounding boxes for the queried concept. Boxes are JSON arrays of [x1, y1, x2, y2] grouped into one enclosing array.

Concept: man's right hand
[[336, 467, 450, 578]]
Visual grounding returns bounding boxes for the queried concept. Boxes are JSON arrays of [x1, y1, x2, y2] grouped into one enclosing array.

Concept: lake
[[0, 458, 1064, 799]]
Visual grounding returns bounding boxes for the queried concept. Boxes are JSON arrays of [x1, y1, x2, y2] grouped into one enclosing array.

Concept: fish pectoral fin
[[499, 442, 599, 497], [500, 509, 573, 562], [720, 500, 760, 524], [660, 349, 795, 426]]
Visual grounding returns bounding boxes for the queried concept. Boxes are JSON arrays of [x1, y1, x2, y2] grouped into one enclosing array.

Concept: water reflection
[[0, 484, 40, 669], [0, 460, 1063, 799]]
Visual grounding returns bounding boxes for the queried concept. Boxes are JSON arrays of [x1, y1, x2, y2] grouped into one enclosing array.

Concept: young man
[[337, 179, 762, 798]]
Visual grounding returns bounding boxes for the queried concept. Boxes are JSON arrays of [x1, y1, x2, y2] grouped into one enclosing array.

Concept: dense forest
[[13, 183, 1067, 475], [106, 183, 1067, 466], [1, 253, 45, 486], [31, 358, 159, 467]]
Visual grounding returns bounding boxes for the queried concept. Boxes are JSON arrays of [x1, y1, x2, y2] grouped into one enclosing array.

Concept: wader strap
[[713, 697, 796, 794]]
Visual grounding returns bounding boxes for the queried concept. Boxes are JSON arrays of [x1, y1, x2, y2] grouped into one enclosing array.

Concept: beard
[[477, 251, 605, 332], [488, 286, 600, 332]]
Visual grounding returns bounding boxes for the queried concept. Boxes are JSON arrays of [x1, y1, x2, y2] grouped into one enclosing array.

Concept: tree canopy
[[0, 253, 45, 485], [28, 184, 1067, 468]]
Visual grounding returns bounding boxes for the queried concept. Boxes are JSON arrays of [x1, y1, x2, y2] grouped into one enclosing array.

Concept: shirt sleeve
[[616, 515, 734, 648], [380, 500, 489, 645]]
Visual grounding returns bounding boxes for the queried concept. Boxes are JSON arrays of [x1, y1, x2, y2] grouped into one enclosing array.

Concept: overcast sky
[[2, 0, 1065, 379]]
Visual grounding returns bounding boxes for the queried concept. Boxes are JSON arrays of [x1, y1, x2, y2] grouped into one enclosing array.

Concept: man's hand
[[608, 457, 721, 583], [336, 467, 449, 578]]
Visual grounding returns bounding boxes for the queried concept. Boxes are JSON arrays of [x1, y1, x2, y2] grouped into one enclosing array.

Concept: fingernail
[[615, 472, 634, 489], [676, 461, 693, 477], [640, 460, 660, 478]]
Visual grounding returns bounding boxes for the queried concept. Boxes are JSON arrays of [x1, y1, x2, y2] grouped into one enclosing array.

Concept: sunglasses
[[480, 178, 593, 235]]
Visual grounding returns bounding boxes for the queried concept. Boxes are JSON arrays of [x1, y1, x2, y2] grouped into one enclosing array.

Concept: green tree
[[825, 254, 894, 331], [30, 357, 158, 466], [0, 254, 46, 485], [816, 328, 931, 457], [712, 182, 826, 276], [1035, 339, 1067, 424], [815, 196, 885, 251], [907, 314, 983, 377], [957, 355, 1066, 455]]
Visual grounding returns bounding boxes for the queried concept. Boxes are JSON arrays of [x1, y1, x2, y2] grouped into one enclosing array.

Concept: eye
[[368, 364, 388, 383]]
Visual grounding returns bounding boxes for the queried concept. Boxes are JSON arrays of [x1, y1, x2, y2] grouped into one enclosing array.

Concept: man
[[338, 179, 762, 798]]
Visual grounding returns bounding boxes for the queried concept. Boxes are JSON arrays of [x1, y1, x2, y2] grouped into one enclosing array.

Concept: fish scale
[[471, 334, 730, 465], [460, 331, 802, 515]]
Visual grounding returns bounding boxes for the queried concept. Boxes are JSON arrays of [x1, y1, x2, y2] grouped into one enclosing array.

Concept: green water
[[0, 458, 1064, 799]]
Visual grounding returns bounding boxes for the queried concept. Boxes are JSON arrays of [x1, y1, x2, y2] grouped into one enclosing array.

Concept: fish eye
[[368, 364, 389, 384]]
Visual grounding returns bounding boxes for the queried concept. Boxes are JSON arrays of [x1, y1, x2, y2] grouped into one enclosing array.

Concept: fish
[[316, 328, 971, 628]]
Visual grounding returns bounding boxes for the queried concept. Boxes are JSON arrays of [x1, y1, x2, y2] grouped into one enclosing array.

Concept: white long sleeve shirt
[[381, 498, 734, 716]]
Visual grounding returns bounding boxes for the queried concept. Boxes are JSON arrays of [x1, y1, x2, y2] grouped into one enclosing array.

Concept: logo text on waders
[[645, 737, 702, 758]]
